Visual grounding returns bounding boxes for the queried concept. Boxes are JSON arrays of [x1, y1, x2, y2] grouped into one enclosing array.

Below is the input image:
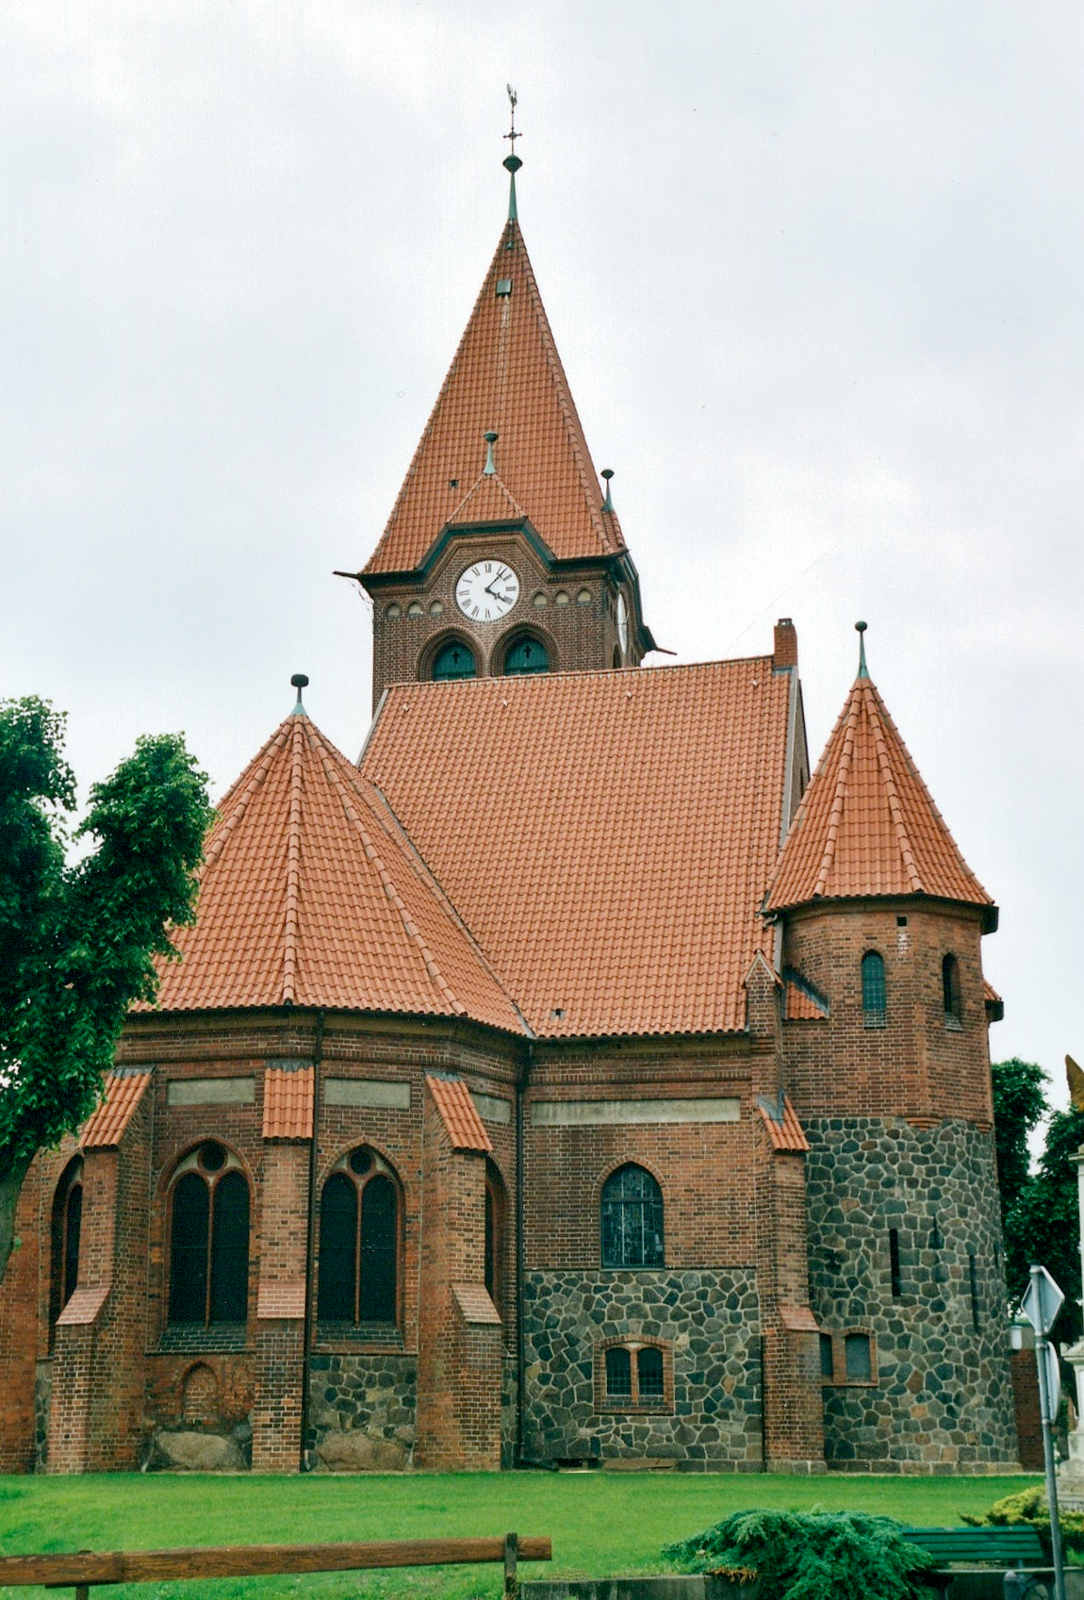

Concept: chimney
[[773, 618, 798, 670]]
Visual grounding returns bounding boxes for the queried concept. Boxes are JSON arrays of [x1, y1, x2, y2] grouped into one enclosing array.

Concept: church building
[[0, 146, 1019, 1475]]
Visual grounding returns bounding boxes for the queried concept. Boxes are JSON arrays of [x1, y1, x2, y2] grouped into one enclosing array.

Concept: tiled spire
[[766, 649, 996, 927], [141, 692, 523, 1031], [363, 164, 623, 575]]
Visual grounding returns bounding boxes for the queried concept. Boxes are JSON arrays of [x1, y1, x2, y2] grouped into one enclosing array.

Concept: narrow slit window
[[889, 1228, 901, 1298], [861, 951, 886, 1024], [820, 1332, 835, 1379], [942, 954, 962, 1026]]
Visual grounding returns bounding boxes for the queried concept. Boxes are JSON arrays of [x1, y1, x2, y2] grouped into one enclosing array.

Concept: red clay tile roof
[[262, 1065, 314, 1140], [784, 976, 829, 1021], [80, 1070, 151, 1149], [361, 658, 791, 1039], [363, 218, 623, 575], [766, 673, 995, 923], [757, 1094, 811, 1152], [426, 1075, 492, 1153], [145, 711, 523, 1032]]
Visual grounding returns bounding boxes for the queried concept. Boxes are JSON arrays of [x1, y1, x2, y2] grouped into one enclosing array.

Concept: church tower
[[345, 145, 654, 710]]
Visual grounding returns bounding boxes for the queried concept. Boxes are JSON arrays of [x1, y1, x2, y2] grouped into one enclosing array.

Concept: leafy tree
[[991, 1058, 1048, 1223], [1009, 1103, 1084, 1343], [0, 697, 212, 1282]]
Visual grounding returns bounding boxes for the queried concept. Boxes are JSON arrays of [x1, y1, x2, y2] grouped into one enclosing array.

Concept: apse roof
[[360, 658, 792, 1039], [146, 706, 523, 1033], [362, 213, 623, 575], [765, 662, 995, 926]]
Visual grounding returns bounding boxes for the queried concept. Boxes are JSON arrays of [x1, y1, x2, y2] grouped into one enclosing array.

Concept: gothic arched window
[[432, 640, 476, 681], [503, 635, 549, 675], [861, 950, 886, 1024], [317, 1148, 400, 1325], [601, 1164, 664, 1268], [942, 953, 962, 1025], [168, 1142, 250, 1326], [50, 1157, 83, 1332]]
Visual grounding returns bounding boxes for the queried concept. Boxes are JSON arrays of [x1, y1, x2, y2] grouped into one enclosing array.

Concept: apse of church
[[0, 142, 1020, 1476]]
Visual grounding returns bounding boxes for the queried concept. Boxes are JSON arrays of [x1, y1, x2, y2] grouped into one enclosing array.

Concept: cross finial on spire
[[855, 620, 869, 679], [503, 84, 523, 221]]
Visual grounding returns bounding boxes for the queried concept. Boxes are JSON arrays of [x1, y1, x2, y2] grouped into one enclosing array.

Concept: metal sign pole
[[1032, 1266, 1067, 1600]]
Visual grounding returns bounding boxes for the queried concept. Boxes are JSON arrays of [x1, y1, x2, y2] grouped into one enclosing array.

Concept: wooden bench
[[0, 1532, 551, 1600], [902, 1526, 1047, 1596]]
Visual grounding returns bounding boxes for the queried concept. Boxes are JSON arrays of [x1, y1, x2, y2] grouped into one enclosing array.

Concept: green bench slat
[[903, 1527, 1045, 1565]]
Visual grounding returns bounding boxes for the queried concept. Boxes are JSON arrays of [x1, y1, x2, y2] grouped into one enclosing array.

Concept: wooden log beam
[[0, 1536, 552, 1588]]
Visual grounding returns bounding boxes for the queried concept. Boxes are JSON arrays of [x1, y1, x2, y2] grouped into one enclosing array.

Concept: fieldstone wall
[[805, 1117, 1019, 1471], [522, 1269, 761, 1469], [306, 1352, 416, 1469]]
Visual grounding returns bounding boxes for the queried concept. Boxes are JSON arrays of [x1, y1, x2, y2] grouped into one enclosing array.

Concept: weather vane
[[504, 84, 520, 153]]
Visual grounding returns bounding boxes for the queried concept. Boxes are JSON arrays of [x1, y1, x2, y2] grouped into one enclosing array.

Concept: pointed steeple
[[765, 641, 996, 928], [363, 156, 623, 575]]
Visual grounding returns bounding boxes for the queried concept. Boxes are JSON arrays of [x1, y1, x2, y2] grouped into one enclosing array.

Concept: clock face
[[616, 591, 629, 655], [455, 559, 519, 622]]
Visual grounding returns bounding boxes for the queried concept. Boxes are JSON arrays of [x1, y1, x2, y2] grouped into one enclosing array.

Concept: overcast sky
[[4, 1, 1081, 1109]]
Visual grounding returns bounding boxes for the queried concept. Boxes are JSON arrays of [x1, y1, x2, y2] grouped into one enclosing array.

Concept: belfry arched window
[[861, 950, 886, 1025], [942, 953, 962, 1026], [50, 1156, 83, 1332], [168, 1142, 250, 1326], [317, 1148, 400, 1325], [432, 640, 476, 681], [484, 1160, 506, 1308], [503, 635, 549, 675], [601, 1164, 664, 1268]]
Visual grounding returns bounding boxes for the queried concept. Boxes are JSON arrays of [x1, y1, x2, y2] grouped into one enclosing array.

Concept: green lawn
[[0, 1471, 1038, 1600]]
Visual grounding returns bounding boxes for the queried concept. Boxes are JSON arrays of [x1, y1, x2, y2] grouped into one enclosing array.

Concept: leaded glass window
[[601, 1164, 663, 1268]]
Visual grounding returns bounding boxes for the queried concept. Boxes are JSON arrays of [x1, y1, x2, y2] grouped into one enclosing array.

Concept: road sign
[[1021, 1265, 1065, 1337]]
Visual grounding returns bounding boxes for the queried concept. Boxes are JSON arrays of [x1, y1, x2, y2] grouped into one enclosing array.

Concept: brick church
[[0, 147, 1020, 1475]]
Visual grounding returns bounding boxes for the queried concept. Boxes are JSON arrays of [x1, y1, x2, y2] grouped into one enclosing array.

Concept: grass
[[0, 1471, 1038, 1600]]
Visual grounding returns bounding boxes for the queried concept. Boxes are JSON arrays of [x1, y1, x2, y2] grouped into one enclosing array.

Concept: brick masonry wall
[[804, 1115, 1018, 1470], [522, 1269, 762, 1469], [1011, 1348, 1043, 1471], [781, 902, 994, 1127], [0, 1159, 43, 1471]]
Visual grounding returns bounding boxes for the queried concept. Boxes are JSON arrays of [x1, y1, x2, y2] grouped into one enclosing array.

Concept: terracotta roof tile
[[362, 658, 791, 1039], [142, 712, 523, 1033], [452, 1282, 501, 1325], [426, 1076, 492, 1153], [984, 978, 1004, 1020], [363, 219, 622, 574], [757, 1094, 811, 1152], [783, 969, 829, 1021], [262, 1065, 314, 1140], [766, 674, 995, 924], [80, 1070, 151, 1149]]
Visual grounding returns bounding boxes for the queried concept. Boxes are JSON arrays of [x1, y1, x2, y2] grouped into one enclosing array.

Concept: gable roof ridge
[[864, 681, 924, 894], [306, 730, 466, 1015], [516, 232, 620, 556], [280, 717, 306, 1004], [202, 723, 290, 873], [811, 690, 859, 898], [363, 780, 532, 1035], [448, 468, 526, 523]]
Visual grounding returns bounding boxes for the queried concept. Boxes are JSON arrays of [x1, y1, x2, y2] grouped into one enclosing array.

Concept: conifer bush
[[663, 1508, 937, 1599]]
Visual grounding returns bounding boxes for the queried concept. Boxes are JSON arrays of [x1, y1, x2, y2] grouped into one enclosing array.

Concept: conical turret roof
[[765, 668, 996, 928], [363, 212, 623, 574], [145, 706, 524, 1031]]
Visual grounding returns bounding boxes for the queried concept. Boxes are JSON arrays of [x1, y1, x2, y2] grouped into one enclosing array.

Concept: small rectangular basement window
[[820, 1330, 876, 1387], [596, 1341, 673, 1412]]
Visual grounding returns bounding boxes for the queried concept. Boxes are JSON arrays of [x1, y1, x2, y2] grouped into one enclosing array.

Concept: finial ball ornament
[[291, 673, 310, 689], [855, 620, 867, 634]]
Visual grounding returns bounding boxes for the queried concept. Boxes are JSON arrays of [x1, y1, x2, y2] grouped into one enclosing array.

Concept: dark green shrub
[[663, 1508, 938, 1599], [961, 1485, 1084, 1561]]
